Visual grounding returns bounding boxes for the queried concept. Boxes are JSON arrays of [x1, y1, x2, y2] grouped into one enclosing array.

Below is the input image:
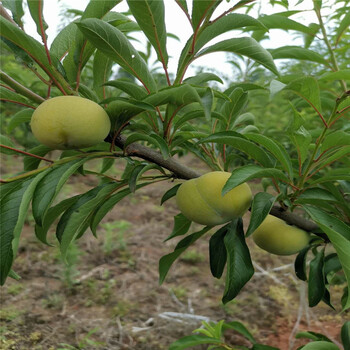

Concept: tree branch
[[114, 135, 320, 233]]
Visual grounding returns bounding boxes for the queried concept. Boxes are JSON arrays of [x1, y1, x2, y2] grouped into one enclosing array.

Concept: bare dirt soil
[[0, 155, 346, 350]]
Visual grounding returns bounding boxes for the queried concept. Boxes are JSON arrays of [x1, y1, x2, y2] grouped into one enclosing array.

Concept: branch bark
[[114, 135, 320, 233]]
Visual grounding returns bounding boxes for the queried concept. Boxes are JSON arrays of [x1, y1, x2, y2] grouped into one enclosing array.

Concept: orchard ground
[[0, 153, 345, 350]]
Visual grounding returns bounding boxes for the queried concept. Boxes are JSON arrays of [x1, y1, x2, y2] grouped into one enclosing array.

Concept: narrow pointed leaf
[[245, 133, 294, 178], [50, 22, 77, 60], [304, 206, 350, 310], [104, 79, 148, 100], [198, 131, 273, 168], [191, 0, 217, 30], [222, 219, 254, 304], [57, 183, 120, 259], [295, 245, 312, 281], [336, 11, 350, 45], [77, 18, 157, 92], [1, 0, 24, 27], [159, 226, 211, 284], [35, 195, 80, 245], [0, 172, 47, 285], [183, 73, 223, 85], [7, 108, 33, 133], [169, 335, 223, 350], [161, 184, 181, 205], [209, 225, 228, 278], [27, 0, 48, 39], [197, 37, 278, 76], [271, 46, 330, 66], [23, 145, 51, 171], [341, 321, 350, 350], [246, 192, 276, 237], [222, 165, 289, 195], [319, 70, 350, 82], [308, 247, 325, 307], [164, 214, 192, 242], [127, 0, 168, 65], [32, 159, 87, 226]]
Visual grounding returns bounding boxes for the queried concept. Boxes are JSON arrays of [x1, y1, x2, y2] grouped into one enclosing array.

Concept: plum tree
[[176, 171, 252, 226], [31, 96, 111, 150], [252, 215, 310, 256]]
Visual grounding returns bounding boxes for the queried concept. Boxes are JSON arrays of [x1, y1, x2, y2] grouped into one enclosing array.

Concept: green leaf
[[191, 0, 216, 30], [144, 84, 201, 107], [50, 22, 77, 60], [197, 37, 278, 76], [222, 165, 289, 195], [0, 172, 47, 285], [320, 131, 350, 153], [284, 77, 322, 113], [23, 145, 51, 171], [303, 23, 320, 48], [222, 321, 256, 344], [183, 73, 223, 85], [7, 108, 33, 133], [245, 133, 294, 177], [319, 70, 350, 82], [1, 0, 24, 27], [270, 46, 330, 66], [27, 0, 48, 39], [209, 225, 228, 279], [57, 182, 119, 259], [335, 11, 350, 45], [0, 16, 60, 79], [0, 86, 34, 107], [258, 14, 315, 34], [63, 0, 122, 83], [178, 13, 266, 72], [32, 159, 87, 226], [220, 88, 248, 127], [201, 87, 214, 120], [296, 330, 333, 342], [164, 214, 192, 242], [246, 192, 276, 237], [77, 18, 157, 92], [159, 226, 211, 284], [93, 50, 113, 101], [297, 188, 339, 202], [127, 0, 168, 65], [295, 245, 312, 281], [8, 269, 21, 281], [161, 184, 181, 205], [104, 79, 148, 100], [341, 321, 350, 350], [222, 219, 254, 304], [128, 163, 164, 193], [124, 133, 170, 160], [198, 131, 273, 168], [308, 247, 325, 307], [35, 195, 80, 246], [0, 134, 16, 155], [168, 334, 223, 350], [304, 206, 350, 310], [299, 341, 339, 350]]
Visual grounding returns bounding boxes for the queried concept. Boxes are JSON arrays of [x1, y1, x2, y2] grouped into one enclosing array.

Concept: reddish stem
[[0, 144, 53, 162], [38, 0, 52, 65], [0, 84, 16, 92], [175, 0, 192, 25], [0, 99, 36, 109], [211, 0, 256, 24]]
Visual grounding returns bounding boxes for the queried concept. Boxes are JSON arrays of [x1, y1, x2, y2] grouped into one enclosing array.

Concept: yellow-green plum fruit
[[176, 171, 252, 226], [252, 214, 310, 255], [31, 96, 111, 150]]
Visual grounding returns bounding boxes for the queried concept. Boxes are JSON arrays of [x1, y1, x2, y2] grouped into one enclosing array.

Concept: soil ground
[[0, 154, 347, 350]]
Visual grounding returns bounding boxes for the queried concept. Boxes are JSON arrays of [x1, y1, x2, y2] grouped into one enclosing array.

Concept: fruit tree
[[0, 0, 349, 349]]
